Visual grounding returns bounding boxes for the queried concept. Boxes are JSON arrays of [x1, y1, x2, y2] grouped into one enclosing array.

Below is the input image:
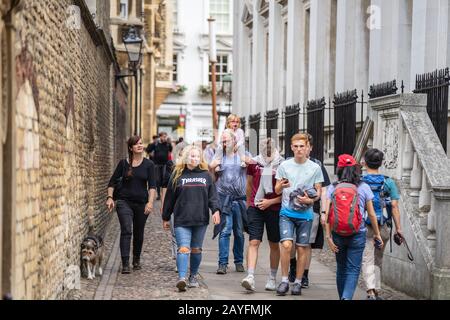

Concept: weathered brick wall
[[12, 0, 125, 299], [114, 80, 129, 164]]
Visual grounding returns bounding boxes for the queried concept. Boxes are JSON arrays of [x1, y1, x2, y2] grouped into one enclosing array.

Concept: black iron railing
[[307, 97, 326, 163], [369, 80, 398, 99], [284, 104, 300, 159], [414, 68, 450, 152], [334, 89, 358, 170], [240, 116, 246, 134], [265, 109, 279, 139]]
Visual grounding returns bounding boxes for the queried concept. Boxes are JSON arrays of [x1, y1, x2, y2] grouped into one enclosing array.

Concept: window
[[210, 0, 230, 33], [173, 54, 178, 82], [120, 0, 128, 19], [209, 54, 229, 87]]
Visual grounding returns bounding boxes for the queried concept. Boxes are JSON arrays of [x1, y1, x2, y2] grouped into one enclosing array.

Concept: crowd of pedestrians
[[107, 114, 403, 300]]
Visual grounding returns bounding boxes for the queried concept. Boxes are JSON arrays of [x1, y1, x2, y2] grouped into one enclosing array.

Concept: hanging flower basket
[[171, 84, 187, 96]]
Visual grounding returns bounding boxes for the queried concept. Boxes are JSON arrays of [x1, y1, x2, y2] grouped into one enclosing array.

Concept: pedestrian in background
[[161, 143, 188, 268], [162, 145, 221, 292], [146, 132, 173, 200], [213, 114, 247, 169], [324, 154, 383, 300], [361, 148, 402, 300], [210, 129, 248, 275], [107, 136, 157, 274], [241, 138, 283, 292]]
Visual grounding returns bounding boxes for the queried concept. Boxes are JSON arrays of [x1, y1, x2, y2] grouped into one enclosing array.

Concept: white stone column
[[395, 0, 413, 92], [251, 0, 265, 115], [267, 0, 282, 110], [286, 0, 303, 105], [309, 0, 332, 99], [233, 0, 242, 116], [410, 0, 427, 87], [335, 0, 370, 93], [410, 0, 448, 87]]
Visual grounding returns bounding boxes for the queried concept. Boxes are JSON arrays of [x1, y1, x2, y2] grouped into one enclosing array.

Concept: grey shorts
[[308, 214, 320, 244]]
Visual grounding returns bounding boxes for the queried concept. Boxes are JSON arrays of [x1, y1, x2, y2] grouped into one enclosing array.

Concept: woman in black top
[[162, 145, 221, 292], [107, 136, 157, 274]]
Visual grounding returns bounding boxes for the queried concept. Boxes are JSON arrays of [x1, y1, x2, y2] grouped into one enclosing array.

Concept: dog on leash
[[81, 233, 104, 280]]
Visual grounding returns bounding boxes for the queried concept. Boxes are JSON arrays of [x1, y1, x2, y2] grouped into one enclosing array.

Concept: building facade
[[233, 0, 450, 299], [233, 0, 450, 163], [110, 0, 173, 145], [0, 0, 128, 299], [159, 0, 234, 143]]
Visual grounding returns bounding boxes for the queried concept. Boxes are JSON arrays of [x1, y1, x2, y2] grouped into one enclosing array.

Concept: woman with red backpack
[[324, 154, 383, 300]]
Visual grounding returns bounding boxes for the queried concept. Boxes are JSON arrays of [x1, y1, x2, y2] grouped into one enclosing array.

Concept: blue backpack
[[362, 174, 392, 226]]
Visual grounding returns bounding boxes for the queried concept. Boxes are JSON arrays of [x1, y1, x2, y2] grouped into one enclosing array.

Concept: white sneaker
[[241, 275, 256, 292], [265, 278, 277, 291]]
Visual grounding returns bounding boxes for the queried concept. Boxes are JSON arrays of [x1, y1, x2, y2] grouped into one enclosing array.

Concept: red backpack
[[328, 183, 362, 236]]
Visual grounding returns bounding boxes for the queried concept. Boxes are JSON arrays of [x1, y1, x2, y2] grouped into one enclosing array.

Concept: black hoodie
[[162, 167, 220, 228]]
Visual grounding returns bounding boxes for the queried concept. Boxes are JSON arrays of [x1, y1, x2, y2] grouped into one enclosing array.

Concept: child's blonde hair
[[226, 114, 241, 129]]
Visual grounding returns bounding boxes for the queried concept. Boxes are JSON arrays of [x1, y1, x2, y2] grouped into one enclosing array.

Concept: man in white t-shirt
[[274, 133, 324, 296]]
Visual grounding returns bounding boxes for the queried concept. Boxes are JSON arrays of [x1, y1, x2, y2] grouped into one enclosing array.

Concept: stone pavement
[[73, 200, 415, 300]]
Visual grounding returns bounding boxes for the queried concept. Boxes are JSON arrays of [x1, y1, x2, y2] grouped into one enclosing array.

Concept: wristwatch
[[107, 196, 113, 200]]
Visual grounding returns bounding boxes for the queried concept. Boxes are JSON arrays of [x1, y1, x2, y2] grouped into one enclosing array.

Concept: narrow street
[[73, 201, 413, 301]]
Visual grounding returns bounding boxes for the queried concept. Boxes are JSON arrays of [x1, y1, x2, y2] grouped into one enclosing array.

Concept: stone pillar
[[251, 0, 265, 115], [410, 0, 449, 87], [308, 0, 331, 99], [335, 0, 370, 93], [431, 188, 450, 299], [233, 0, 242, 116], [369, 0, 412, 90], [267, 0, 282, 109], [370, 94, 427, 180], [286, 0, 303, 105]]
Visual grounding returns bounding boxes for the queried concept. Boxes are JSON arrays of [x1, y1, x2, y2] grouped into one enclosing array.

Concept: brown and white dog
[[81, 234, 104, 280]]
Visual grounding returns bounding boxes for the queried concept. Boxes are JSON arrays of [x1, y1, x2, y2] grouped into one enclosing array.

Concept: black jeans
[[116, 200, 149, 264]]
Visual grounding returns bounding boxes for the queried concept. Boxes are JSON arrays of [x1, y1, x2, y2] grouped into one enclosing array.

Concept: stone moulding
[[401, 110, 450, 189]]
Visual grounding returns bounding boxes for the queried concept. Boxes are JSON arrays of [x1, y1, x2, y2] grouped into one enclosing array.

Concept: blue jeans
[[279, 215, 312, 246], [175, 225, 208, 280], [218, 197, 245, 266], [332, 231, 367, 300]]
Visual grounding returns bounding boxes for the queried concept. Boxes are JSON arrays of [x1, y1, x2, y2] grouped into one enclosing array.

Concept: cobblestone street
[[72, 201, 415, 301]]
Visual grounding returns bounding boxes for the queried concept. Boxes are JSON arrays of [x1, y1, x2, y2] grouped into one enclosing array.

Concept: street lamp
[[208, 17, 219, 143], [123, 26, 143, 68], [222, 73, 232, 114], [122, 26, 143, 136]]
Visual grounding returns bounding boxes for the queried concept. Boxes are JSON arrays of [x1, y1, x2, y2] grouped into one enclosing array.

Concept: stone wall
[[9, 0, 126, 299], [369, 93, 450, 299]]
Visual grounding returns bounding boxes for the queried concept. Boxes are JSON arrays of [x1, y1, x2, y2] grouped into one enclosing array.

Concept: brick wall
[[11, 0, 127, 299]]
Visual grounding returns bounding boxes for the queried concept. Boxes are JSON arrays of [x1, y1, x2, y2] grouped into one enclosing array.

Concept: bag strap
[[389, 224, 393, 253], [403, 238, 414, 261]]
